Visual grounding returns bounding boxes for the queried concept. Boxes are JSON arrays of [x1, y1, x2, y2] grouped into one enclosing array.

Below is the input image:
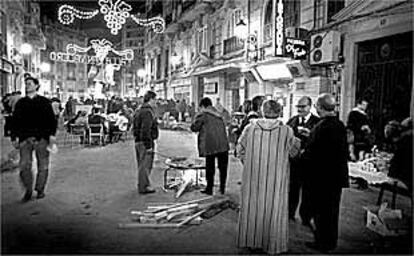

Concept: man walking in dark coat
[[191, 97, 230, 195], [11, 76, 58, 202], [133, 91, 159, 194], [302, 93, 349, 253], [286, 96, 320, 225]]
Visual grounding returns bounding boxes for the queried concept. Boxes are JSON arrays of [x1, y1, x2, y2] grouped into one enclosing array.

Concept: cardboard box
[[363, 204, 410, 237]]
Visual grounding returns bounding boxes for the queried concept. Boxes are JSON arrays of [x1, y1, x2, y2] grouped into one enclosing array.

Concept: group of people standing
[[5, 76, 410, 254], [134, 90, 349, 254], [235, 94, 348, 254]]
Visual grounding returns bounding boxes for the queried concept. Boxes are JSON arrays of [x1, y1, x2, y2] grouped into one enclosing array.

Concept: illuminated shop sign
[[285, 38, 308, 60], [274, 0, 285, 56]]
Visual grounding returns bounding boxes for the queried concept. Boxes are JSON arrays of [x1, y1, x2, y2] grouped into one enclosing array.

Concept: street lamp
[[20, 43, 34, 74], [40, 62, 51, 73], [235, 19, 258, 62], [20, 43, 33, 55], [137, 69, 145, 78], [170, 52, 180, 67], [235, 19, 248, 40]]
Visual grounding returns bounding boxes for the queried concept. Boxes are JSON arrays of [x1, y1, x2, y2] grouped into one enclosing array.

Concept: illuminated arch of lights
[[58, 0, 165, 35]]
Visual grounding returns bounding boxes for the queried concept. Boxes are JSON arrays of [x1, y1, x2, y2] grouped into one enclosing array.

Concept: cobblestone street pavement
[[1, 129, 412, 254]]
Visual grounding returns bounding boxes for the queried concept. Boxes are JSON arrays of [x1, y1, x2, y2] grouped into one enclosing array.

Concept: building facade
[[1, 0, 46, 96], [141, 0, 347, 121], [142, 0, 413, 130], [332, 0, 413, 143], [41, 18, 88, 102], [121, 18, 146, 98]]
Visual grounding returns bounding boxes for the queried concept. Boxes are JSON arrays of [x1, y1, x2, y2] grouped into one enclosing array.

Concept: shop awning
[[255, 63, 292, 81], [191, 63, 240, 76]]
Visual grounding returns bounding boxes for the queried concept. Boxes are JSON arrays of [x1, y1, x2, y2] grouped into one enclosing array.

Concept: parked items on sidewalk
[[118, 196, 232, 229]]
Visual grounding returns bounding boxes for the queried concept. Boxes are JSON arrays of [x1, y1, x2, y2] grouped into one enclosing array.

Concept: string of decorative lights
[[58, 5, 99, 25], [58, 0, 165, 35], [130, 15, 165, 33]]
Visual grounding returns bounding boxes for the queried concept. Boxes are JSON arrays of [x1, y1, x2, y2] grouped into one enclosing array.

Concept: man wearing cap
[[286, 96, 320, 225], [11, 76, 58, 202], [302, 93, 349, 253]]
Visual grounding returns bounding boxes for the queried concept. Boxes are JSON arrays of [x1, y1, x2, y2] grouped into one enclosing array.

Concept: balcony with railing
[[223, 36, 244, 55]]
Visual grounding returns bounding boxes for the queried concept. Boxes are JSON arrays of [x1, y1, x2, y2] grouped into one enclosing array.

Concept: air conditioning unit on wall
[[310, 30, 341, 65]]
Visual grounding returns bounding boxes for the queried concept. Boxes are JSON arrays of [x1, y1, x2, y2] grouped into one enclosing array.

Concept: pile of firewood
[[118, 196, 232, 229]]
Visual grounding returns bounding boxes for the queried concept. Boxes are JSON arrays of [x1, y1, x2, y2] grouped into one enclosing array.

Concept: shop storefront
[[0, 57, 13, 95], [170, 77, 191, 103], [338, 0, 413, 143], [154, 81, 165, 99]]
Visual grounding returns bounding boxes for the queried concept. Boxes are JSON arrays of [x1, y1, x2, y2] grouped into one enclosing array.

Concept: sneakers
[[21, 190, 32, 203]]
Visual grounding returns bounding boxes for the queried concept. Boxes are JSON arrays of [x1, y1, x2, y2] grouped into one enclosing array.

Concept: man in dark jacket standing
[[191, 97, 229, 195], [347, 99, 372, 161], [302, 93, 349, 253], [286, 96, 320, 225], [11, 76, 57, 202], [133, 91, 159, 194]]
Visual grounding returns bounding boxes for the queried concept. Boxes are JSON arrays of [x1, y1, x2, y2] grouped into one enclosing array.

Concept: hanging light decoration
[[98, 0, 132, 35], [57, 0, 165, 35], [130, 15, 165, 33], [58, 5, 99, 25]]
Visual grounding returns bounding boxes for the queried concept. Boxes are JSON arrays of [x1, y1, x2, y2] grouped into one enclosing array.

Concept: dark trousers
[[135, 142, 155, 192], [19, 137, 50, 193], [289, 161, 313, 222], [313, 188, 342, 250], [205, 151, 228, 194]]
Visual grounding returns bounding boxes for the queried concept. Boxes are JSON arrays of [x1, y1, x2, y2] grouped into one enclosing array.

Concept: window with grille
[[264, 1, 273, 43]]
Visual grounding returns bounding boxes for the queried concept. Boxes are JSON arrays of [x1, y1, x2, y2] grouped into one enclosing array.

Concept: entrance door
[[356, 32, 412, 144]]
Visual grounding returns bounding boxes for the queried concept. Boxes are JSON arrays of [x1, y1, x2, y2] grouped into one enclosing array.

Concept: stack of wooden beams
[[118, 196, 230, 229]]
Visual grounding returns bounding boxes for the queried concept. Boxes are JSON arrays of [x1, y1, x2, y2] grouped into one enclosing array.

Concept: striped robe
[[236, 119, 300, 254]]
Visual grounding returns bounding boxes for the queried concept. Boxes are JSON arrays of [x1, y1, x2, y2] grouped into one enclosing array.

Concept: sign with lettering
[[49, 39, 133, 66], [285, 37, 308, 60], [274, 0, 285, 56]]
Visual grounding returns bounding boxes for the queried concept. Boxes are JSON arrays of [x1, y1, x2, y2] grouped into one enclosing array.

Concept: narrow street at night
[[1, 0, 413, 255], [1, 128, 412, 254]]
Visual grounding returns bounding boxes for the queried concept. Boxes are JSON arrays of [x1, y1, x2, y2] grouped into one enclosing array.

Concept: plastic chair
[[65, 124, 86, 148], [89, 124, 105, 146]]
